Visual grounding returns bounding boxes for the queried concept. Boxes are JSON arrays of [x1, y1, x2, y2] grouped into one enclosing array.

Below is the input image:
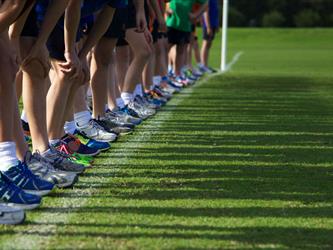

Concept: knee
[[21, 59, 49, 79], [0, 57, 18, 86], [93, 51, 112, 67], [136, 45, 151, 61]]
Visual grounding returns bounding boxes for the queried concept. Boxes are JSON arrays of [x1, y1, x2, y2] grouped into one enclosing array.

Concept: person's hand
[[144, 29, 153, 44], [157, 17, 167, 33], [79, 55, 90, 83], [21, 44, 50, 78], [136, 10, 147, 33], [59, 51, 82, 79]]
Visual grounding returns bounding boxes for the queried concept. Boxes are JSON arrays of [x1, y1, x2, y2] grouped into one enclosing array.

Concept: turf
[[1, 28, 333, 249]]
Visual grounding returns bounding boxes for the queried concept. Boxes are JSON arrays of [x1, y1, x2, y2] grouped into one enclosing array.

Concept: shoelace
[[90, 120, 107, 133], [0, 174, 22, 197], [30, 152, 53, 174], [17, 163, 38, 181]]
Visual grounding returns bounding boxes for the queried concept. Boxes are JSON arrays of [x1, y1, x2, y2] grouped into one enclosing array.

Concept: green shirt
[[166, 0, 207, 32]]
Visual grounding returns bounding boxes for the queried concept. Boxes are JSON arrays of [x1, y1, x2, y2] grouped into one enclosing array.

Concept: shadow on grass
[[3, 222, 333, 249], [3, 74, 333, 249]]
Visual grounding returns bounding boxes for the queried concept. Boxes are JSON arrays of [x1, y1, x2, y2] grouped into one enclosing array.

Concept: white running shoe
[[26, 152, 78, 188], [76, 119, 118, 143]]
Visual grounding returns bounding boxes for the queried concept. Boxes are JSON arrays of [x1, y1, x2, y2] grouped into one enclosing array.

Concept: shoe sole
[[24, 188, 53, 197], [77, 149, 100, 157], [6, 202, 41, 211], [0, 210, 25, 225], [55, 175, 79, 189]]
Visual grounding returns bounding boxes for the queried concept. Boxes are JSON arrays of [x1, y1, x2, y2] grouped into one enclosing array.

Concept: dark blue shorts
[[104, 8, 127, 39]]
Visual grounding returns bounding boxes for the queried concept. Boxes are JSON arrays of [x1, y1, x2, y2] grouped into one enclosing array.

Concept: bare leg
[[115, 45, 130, 92], [19, 37, 50, 153], [0, 33, 17, 142], [123, 29, 151, 93], [174, 44, 186, 76], [47, 59, 83, 140], [143, 52, 155, 91], [200, 40, 212, 66], [155, 38, 168, 77], [107, 52, 118, 110], [91, 38, 117, 118]]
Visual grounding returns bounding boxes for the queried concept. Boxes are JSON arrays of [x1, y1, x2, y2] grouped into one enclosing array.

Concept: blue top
[[203, 0, 219, 29], [36, 0, 127, 22]]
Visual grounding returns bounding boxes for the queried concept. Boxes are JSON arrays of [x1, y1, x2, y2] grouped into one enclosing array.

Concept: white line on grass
[[224, 51, 244, 73]]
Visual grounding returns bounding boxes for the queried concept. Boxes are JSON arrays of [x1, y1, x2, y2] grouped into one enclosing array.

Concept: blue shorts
[[21, 6, 39, 37]]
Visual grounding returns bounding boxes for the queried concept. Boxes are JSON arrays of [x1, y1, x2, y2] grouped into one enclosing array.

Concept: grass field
[[1, 28, 333, 249]]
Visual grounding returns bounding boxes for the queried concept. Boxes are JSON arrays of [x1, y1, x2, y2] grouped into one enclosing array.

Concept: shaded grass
[[1, 29, 333, 249]]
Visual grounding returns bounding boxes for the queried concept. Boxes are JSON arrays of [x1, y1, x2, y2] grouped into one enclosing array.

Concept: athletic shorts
[[157, 32, 167, 39], [151, 20, 159, 44], [21, 5, 39, 37], [116, 38, 128, 47], [126, 0, 149, 29], [203, 26, 218, 41], [104, 8, 128, 39], [167, 27, 191, 45]]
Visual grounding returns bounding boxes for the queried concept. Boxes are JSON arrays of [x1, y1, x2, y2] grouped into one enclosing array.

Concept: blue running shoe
[[0, 173, 41, 210], [62, 134, 100, 156], [75, 132, 111, 152], [121, 106, 140, 119], [4, 162, 54, 197]]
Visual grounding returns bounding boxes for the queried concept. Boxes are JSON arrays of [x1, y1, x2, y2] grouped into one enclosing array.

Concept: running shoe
[[21, 120, 30, 137], [62, 134, 100, 156], [148, 90, 168, 104], [42, 147, 86, 174], [76, 119, 118, 143], [105, 110, 136, 129], [4, 162, 54, 197], [26, 152, 78, 188], [135, 95, 160, 110], [113, 108, 142, 125], [128, 100, 155, 120], [0, 173, 41, 210], [154, 86, 173, 100], [56, 142, 93, 167], [208, 66, 218, 73], [192, 67, 204, 77], [75, 133, 111, 152], [94, 118, 133, 136], [144, 93, 166, 107], [198, 63, 213, 74], [121, 105, 140, 119], [0, 204, 25, 225]]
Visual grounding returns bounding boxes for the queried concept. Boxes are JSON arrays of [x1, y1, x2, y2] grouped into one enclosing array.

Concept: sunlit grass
[[1, 28, 333, 249]]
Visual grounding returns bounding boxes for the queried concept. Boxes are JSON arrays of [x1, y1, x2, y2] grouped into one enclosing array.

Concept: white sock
[[0, 142, 18, 172], [116, 98, 125, 109], [74, 110, 92, 128], [49, 139, 60, 147], [121, 92, 133, 105], [153, 76, 162, 86], [21, 110, 28, 123], [86, 87, 93, 98], [64, 120, 76, 135], [134, 84, 143, 97]]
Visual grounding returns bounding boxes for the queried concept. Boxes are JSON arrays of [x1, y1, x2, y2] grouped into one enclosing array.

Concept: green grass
[[1, 28, 333, 249]]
